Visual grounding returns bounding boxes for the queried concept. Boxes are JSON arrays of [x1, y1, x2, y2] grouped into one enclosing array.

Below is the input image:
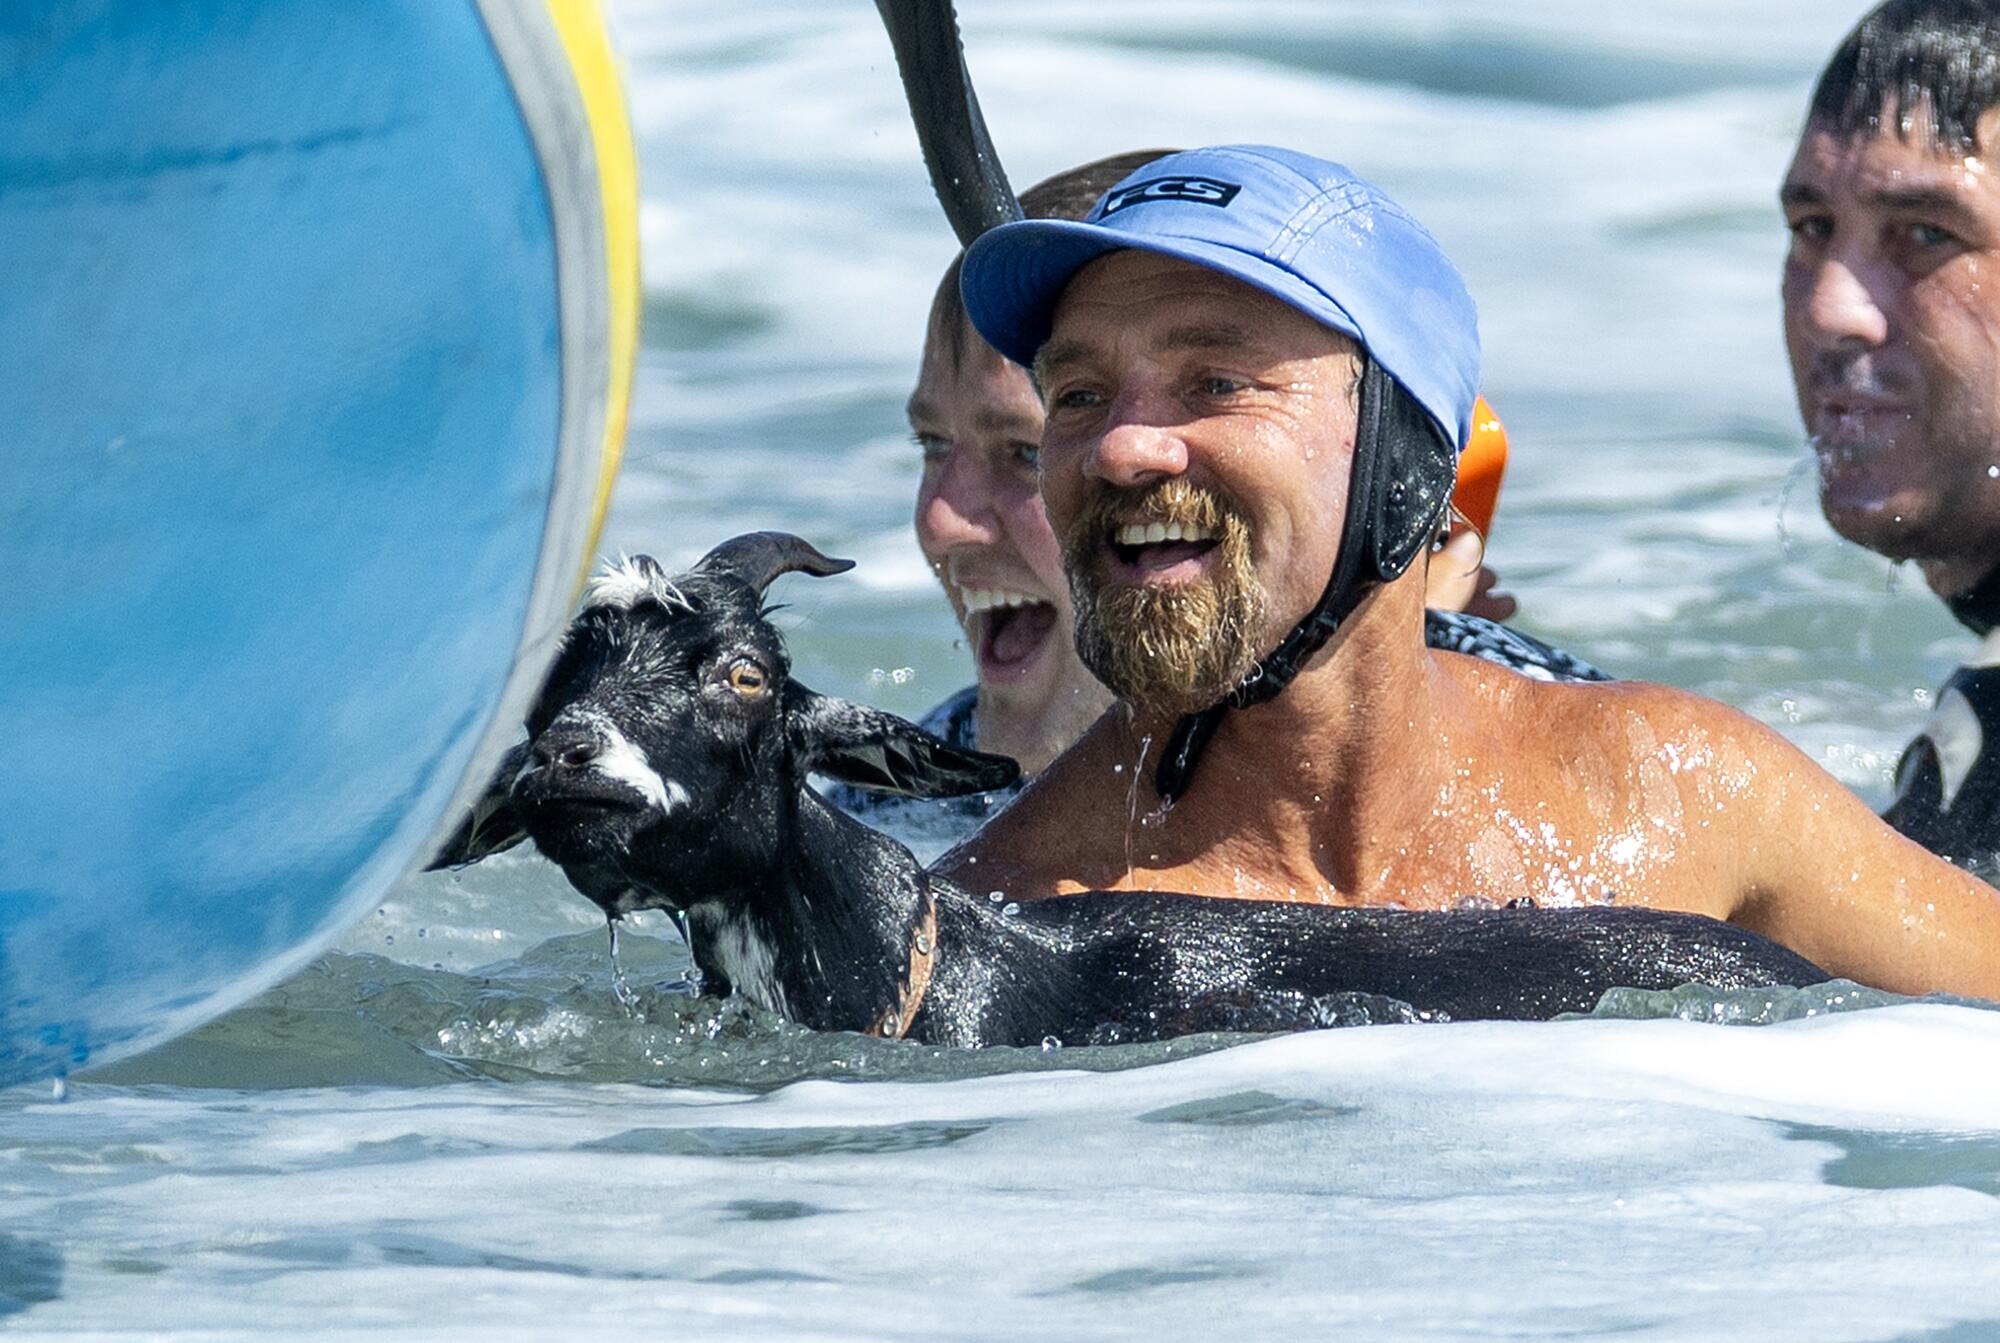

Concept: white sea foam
[[15, 1008, 2000, 1339]]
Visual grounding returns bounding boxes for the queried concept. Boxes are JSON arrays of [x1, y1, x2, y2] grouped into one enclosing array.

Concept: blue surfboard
[[0, 0, 639, 1086]]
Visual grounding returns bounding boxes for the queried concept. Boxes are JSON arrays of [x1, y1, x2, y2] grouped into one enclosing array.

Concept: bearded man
[[1783, 0, 2000, 879], [938, 143, 2000, 999]]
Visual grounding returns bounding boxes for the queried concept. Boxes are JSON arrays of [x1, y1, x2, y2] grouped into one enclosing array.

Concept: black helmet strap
[[1152, 356, 1456, 805]]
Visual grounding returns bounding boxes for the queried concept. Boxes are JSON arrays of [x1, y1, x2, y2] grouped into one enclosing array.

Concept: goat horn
[[693, 531, 856, 594]]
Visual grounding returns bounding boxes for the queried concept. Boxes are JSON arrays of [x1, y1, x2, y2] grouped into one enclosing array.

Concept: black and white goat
[[436, 532, 1825, 1047]]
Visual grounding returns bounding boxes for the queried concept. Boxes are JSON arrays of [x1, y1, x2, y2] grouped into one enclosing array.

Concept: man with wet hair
[[939, 142, 2000, 999], [1784, 0, 2000, 878]]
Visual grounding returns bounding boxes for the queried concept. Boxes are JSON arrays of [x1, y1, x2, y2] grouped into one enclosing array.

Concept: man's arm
[[1717, 708, 2000, 998]]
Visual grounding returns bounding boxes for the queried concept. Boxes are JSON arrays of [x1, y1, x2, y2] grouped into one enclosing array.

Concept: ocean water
[[10, 1, 2000, 1336]]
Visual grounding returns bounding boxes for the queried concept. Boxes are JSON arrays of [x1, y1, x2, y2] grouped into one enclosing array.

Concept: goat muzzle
[[531, 729, 602, 771]]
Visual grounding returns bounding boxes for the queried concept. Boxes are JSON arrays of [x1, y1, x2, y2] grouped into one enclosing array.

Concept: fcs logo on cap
[[1099, 175, 1242, 217]]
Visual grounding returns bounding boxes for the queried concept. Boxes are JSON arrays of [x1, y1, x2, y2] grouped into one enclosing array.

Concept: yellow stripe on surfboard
[[545, 0, 639, 570]]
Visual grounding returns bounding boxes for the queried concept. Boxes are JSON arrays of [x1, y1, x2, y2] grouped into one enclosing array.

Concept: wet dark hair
[[1808, 0, 2000, 150], [928, 149, 1179, 363]]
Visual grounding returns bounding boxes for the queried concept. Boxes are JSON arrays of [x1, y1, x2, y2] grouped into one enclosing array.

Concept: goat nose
[[532, 730, 602, 771]]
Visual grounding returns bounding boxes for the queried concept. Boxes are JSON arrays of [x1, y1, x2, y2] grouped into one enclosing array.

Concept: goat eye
[[727, 660, 768, 696]]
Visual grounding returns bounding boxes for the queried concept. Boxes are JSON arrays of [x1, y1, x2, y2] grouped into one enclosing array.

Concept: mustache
[[1804, 351, 1908, 401], [1060, 477, 1264, 716], [1066, 477, 1243, 545]]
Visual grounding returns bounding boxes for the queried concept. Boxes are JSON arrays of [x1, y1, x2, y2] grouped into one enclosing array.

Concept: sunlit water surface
[[11, 2, 2000, 1337]]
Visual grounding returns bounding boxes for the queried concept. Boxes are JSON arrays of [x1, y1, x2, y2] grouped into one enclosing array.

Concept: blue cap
[[959, 145, 1480, 451]]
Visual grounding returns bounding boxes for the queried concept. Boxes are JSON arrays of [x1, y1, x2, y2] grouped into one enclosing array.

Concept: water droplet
[[384, 934, 395, 945], [1040, 1035, 1062, 1051], [989, 890, 1006, 903], [915, 934, 932, 955], [1002, 902, 1021, 918], [1123, 730, 1154, 880], [606, 919, 642, 1019], [1988, 465, 1998, 479]]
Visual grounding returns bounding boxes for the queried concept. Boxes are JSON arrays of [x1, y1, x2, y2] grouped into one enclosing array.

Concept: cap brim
[[960, 216, 1365, 370]]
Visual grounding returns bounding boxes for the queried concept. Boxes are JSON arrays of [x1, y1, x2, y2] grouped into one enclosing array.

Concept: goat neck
[[677, 782, 937, 1035]]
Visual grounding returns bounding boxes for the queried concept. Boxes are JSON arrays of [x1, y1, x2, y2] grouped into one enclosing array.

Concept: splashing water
[[1583, 977, 1953, 1025], [1122, 719, 1154, 881], [605, 919, 642, 1020]]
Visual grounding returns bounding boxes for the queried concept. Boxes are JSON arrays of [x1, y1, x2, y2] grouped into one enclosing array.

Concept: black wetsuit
[[1884, 624, 2000, 883], [830, 610, 1610, 837]]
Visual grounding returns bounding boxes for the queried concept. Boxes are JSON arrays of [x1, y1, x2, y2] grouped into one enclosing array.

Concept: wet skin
[[907, 264, 1500, 772], [1034, 253, 1360, 650], [938, 250, 2000, 1000], [1782, 107, 2000, 598]]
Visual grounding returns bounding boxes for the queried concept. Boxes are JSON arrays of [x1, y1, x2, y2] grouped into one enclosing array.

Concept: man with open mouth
[[937, 142, 2000, 1000], [842, 153, 1601, 838]]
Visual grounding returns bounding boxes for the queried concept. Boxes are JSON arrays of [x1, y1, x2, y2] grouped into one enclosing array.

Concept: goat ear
[[425, 741, 532, 869], [787, 685, 1020, 798]]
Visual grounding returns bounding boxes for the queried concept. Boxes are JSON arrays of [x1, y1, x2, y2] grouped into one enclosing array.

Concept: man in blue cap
[[938, 143, 2000, 998]]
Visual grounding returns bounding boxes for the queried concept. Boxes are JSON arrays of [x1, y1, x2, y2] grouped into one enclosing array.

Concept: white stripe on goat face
[[564, 710, 689, 815]]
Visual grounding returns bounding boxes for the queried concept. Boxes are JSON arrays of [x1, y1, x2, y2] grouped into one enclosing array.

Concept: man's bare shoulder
[[933, 723, 1126, 897], [1447, 654, 1799, 770], [1465, 662, 1865, 863], [1583, 676, 1808, 773]]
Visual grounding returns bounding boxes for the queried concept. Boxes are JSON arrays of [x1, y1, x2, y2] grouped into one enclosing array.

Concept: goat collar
[[866, 893, 938, 1041]]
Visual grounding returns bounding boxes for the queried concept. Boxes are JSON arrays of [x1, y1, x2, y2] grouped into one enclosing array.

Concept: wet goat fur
[[435, 532, 1827, 1047]]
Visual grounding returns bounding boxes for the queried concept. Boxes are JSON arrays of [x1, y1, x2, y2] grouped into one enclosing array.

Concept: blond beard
[[1065, 479, 1266, 716]]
